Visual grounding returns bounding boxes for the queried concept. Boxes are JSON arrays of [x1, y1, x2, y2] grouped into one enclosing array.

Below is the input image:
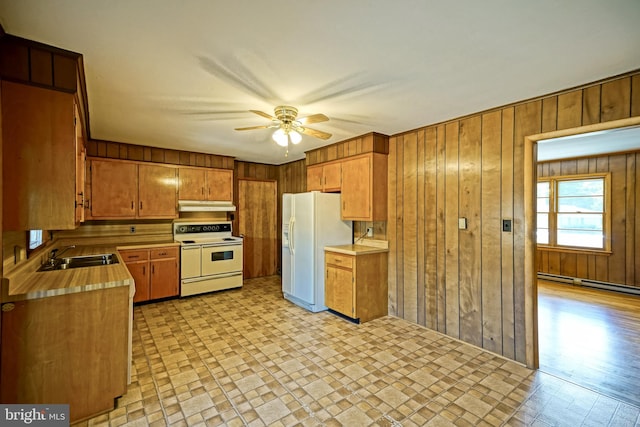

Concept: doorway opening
[[526, 118, 640, 407]]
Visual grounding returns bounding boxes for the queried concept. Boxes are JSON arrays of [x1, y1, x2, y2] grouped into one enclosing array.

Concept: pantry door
[[237, 179, 278, 278]]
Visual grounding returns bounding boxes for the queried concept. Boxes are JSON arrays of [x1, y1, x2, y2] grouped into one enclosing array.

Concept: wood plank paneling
[[387, 136, 398, 316], [402, 133, 418, 323], [435, 125, 447, 332], [444, 122, 460, 338], [481, 111, 503, 353], [458, 116, 482, 347], [424, 127, 438, 329], [557, 90, 583, 130]]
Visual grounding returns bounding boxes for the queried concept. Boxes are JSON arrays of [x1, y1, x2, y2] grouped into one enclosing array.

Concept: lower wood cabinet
[[325, 249, 388, 323], [0, 286, 129, 423], [120, 246, 179, 303]]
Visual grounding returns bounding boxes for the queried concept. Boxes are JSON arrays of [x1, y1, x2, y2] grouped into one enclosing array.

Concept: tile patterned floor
[[78, 276, 640, 426]]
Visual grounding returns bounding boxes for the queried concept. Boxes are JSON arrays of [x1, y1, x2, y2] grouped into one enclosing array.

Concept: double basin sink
[[38, 253, 119, 272]]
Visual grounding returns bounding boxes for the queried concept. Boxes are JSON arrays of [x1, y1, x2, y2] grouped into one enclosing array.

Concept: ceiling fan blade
[[300, 127, 332, 140], [298, 113, 329, 125], [234, 125, 272, 131], [250, 110, 276, 120]]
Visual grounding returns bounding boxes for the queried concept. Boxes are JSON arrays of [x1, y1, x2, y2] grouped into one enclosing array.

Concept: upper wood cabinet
[[306, 162, 342, 193], [2, 81, 81, 230], [178, 167, 233, 201], [341, 153, 387, 221], [88, 158, 177, 219]]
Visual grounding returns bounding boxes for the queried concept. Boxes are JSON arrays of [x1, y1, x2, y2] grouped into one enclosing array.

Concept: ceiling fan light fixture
[[272, 128, 288, 146], [289, 130, 302, 144]]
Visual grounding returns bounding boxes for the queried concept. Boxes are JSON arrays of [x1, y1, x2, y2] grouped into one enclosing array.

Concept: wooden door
[[127, 261, 150, 303], [341, 155, 371, 219], [75, 102, 86, 224], [150, 257, 179, 299], [306, 165, 323, 191], [326, 264, 354, 317], [138, 164, 177, 218], [178, 167, 206, 200], [150, 247, 179, 299], [323, 162, 342, 192], [207, 169, 233, 201], [2, 81, 77, 230], [238, 179, 278, 278], [90, 159, 137, 218]]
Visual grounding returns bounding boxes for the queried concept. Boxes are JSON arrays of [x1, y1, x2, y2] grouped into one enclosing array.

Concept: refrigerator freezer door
[[292, 192, 315, 305], [282, 194, 293, 296]]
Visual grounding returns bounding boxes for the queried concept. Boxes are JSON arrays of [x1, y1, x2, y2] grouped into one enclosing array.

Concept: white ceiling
[[1, 1, 640, 165]]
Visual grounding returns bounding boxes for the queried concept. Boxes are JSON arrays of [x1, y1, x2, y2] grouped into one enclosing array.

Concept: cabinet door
[[323, 162, 342, 192], [75, 102, 86, 225], [2, 81, 77, 230], [150, 257, 179, 299], [341, 155, 371, 220], [90, 159, 137, 218], [325, 265, 354, 317], [207, 169, 233, 201], [178, 168, 206, 200], [127, 261, 150, 303], [306, 165, 323, 191], [138, 164, 177, 218]]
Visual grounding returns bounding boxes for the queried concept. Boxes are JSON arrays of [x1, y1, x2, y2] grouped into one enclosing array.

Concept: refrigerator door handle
[[289, 218, 295, 255]]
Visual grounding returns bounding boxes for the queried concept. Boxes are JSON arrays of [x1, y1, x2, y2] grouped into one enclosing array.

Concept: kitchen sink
[[38, 253, 119, 271]]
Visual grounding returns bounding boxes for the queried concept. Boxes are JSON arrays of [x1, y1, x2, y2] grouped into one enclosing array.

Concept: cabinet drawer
[[150, 247, 178, 260], [120, 250, 149, 262], [325, 252, 353, 270]]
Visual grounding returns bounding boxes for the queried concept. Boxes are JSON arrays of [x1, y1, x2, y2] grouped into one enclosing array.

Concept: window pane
[[557, 229, 603, 248], [29, 230, 43, 250], [537, 213, 549, 228], [537, 198, 550, 212], [537, 182, 550, 197], [558, 179, 603, 197], [537, 229, 549, 244], [557, 213, 603, 231], [558, 196, 603, 212]]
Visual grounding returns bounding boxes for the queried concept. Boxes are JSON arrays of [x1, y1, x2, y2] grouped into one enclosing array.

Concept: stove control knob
[[178, 226, 187, 233]]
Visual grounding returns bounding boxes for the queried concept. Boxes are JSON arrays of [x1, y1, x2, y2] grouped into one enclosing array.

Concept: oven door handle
[[181, 272, 242, 284], [201, 243, 240, 248]]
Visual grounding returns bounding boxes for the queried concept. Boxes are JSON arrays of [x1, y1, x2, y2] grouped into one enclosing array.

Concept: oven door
[[181, 245, 202, 279], [201, 243, 243, 277]]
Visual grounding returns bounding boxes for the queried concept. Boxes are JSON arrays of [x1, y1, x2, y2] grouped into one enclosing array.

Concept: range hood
[[178, 200, 236, 212]]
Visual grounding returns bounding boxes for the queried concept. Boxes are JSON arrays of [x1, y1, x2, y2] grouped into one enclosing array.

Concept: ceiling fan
[[235, 105, 332, 147]]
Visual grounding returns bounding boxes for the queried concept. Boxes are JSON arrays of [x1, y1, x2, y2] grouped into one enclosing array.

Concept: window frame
[[537, 172, 611, 255]]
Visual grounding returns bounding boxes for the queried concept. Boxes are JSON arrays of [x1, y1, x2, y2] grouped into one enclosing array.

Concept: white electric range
[[173, 221, 243, 296]]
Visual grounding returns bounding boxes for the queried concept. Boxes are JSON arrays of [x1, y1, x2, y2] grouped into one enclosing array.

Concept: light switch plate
[[458, 218, 467, 230]]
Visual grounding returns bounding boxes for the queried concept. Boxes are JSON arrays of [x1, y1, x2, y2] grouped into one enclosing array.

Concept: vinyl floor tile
[[75, 276, 639, 426]]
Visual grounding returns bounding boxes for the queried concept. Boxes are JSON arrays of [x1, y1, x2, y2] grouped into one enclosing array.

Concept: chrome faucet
[[47, 245, 76, 265]]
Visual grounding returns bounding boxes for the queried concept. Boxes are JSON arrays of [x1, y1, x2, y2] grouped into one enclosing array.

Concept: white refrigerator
[[282, 191, 353, 312]]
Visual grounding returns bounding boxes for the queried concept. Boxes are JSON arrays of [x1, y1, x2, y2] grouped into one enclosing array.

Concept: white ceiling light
[[289, 130, 302, 144], [272, 128, 288, 147]]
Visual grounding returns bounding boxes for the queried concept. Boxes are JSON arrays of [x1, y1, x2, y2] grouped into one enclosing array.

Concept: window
[[29, 230, 44, 250], [537, 174, 610, 252]]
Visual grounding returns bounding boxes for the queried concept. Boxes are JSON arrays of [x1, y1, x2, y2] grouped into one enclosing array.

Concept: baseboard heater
[[537, 272, 640, 296]]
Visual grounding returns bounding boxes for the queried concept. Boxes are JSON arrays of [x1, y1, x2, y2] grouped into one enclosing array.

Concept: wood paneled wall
[[387, 71, 640, 365], [87, 139, 234, 169], [305, 132, 389, 166], [537, 151, 640, 288]]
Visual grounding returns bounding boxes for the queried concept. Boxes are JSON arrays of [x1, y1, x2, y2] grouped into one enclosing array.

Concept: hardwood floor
[[538, 280, 640, 408]]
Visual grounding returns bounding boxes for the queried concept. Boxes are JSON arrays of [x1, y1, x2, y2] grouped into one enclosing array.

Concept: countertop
[[2, 241, 178, 302], [324, 244, 389, 255]]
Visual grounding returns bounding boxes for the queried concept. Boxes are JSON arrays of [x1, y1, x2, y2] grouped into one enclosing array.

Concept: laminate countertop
[[1, 241, 178, 302], [324, 244, 389, 256]]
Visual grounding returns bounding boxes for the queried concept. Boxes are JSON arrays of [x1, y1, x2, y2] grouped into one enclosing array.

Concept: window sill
[[536, 245, 611, 256]]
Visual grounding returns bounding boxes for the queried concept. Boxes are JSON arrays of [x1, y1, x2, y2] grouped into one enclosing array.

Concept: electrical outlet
[[130, 226, 136, 233], [366, 227, 373, 237]]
